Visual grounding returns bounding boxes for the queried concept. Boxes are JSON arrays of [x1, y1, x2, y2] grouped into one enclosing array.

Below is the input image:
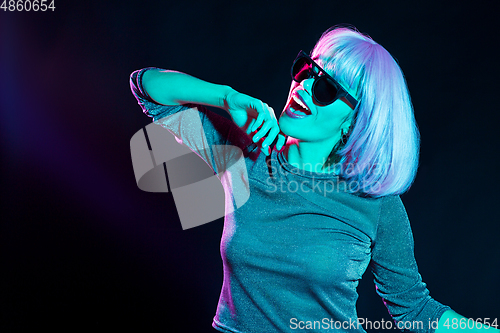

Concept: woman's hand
[[223, 89, 286, 155]]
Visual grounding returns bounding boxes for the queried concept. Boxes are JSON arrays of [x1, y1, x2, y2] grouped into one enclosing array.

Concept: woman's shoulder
[[373, 195, 413, 239]]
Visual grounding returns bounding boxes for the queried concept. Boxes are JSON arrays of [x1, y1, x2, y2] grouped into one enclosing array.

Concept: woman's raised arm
[[142, 69, 232, 108], [141, 68, 286, 153]]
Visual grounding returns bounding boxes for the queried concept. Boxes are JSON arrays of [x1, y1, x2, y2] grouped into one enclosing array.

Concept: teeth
[[292, 95, 310, 112]]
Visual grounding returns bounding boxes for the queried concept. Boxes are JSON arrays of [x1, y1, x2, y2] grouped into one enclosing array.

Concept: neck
[[283, 136, 340, 173]]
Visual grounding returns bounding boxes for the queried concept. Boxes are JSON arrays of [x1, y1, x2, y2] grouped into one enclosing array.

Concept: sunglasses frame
[[291, 50, 358, 109]]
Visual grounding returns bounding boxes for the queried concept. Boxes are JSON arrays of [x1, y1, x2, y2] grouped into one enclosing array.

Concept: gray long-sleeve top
[[130, 68, 450, 332]]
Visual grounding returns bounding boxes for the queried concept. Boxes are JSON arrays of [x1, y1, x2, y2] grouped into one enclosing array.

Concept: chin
[[279, 116, 305, 141], [278, 114, 293, 136]]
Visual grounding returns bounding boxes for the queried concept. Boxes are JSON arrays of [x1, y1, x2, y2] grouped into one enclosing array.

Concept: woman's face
[[279, 70, 355, 147]]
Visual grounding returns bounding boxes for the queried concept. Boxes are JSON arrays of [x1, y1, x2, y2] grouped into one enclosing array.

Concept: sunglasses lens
[[292, 53, 345, 106], [314, 77, 338, 104], [292, 57, 312, 82]]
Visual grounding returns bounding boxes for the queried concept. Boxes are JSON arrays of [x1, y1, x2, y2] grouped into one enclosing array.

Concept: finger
[[261, 125, 280, 148], [245, 118, 256, 135], [265, 145, 271, 156], [276, 133, 287, 152], [251, 101, 271, 131], [258, 137, 271, 156], [252, 120, 273, 143], [251, 109, 267, 132]]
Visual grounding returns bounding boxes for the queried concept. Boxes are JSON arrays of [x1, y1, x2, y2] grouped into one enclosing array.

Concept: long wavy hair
[[312, 26, 420, 197]]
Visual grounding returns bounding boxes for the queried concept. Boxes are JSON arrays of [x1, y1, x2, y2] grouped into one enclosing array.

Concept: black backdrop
[[1, 0, 499, 331]]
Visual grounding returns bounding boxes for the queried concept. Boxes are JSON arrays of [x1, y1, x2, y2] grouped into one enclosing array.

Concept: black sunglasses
[[291, 50, 358, 109]]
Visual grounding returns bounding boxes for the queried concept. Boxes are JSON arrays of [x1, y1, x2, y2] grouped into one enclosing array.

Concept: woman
[[130, 26, 497, 332]]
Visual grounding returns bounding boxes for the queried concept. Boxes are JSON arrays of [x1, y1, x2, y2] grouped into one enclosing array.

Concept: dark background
[[1, 0, 499, 331]]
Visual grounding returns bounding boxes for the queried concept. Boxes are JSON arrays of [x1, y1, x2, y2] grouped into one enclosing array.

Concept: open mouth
[[286, 95, 312, 117]]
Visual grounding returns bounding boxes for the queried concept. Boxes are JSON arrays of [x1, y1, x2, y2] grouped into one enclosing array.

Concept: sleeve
[[129, 67, 255, 176], [370, 196, 451, 333]]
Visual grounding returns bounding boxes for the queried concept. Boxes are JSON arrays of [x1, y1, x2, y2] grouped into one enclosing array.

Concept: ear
[[341, 114, 353, 134]]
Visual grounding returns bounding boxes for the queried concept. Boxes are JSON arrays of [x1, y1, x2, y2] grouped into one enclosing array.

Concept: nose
[[300, 77, 315, 96]]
